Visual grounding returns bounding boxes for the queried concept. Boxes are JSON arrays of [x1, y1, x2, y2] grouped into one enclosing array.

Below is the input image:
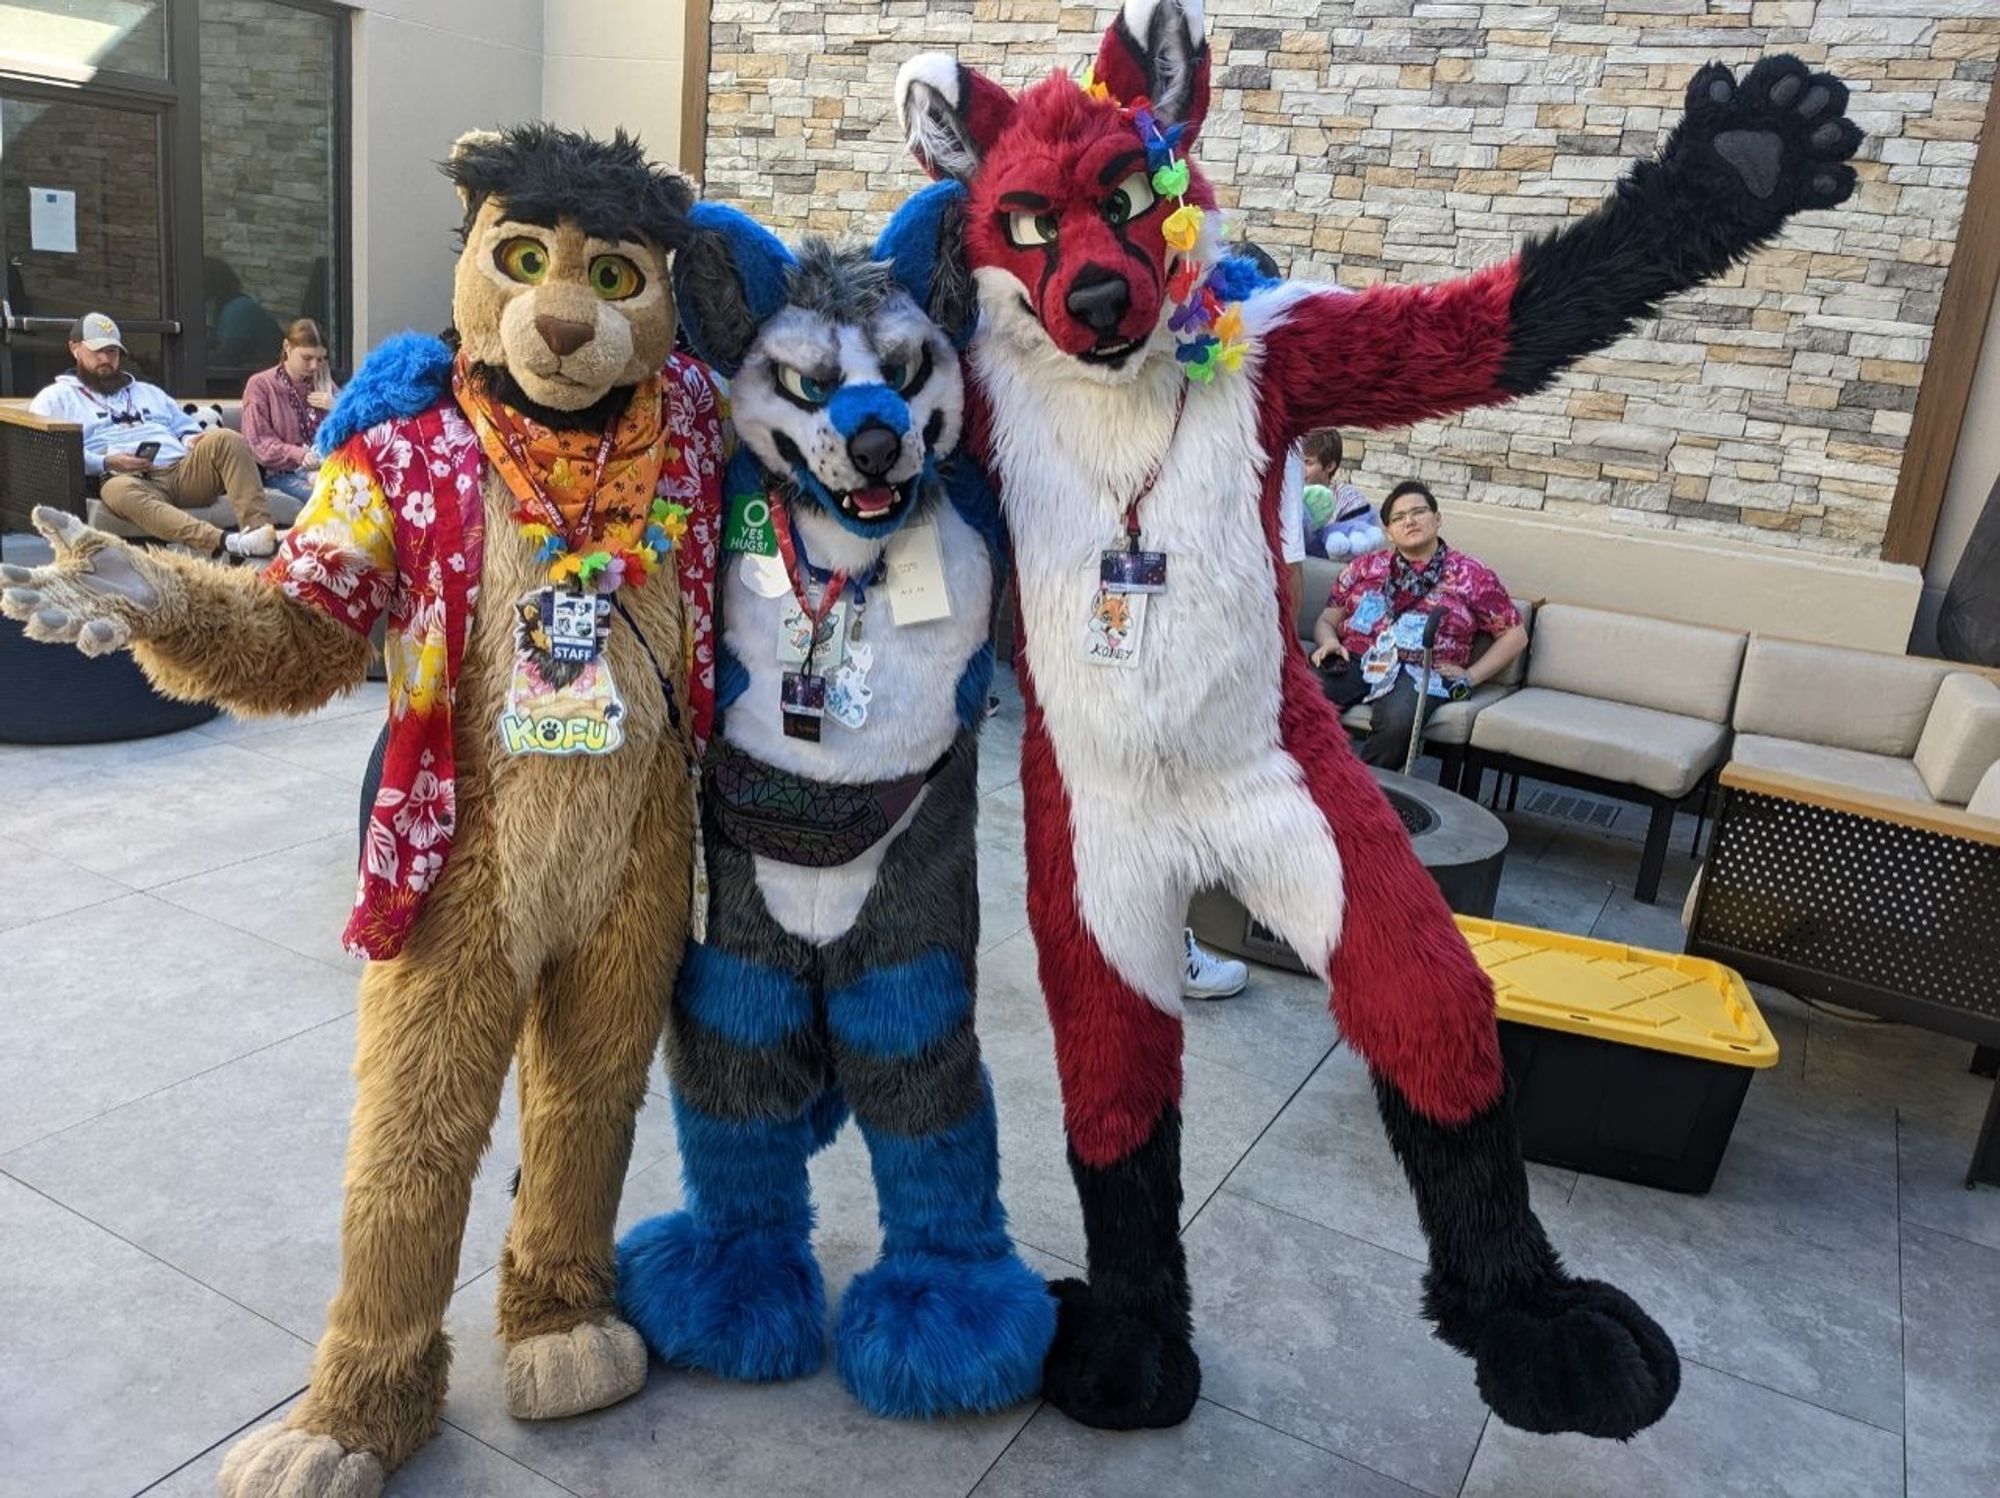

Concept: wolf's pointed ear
[[896, 54, 1015, 183], [673, 203, 795, 377], [1095, 0, 1210, 140], [875, 182, 976, 348]]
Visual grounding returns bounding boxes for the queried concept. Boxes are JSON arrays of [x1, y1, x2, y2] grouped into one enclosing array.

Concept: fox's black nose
[[1066, 267, 1130, 336], [848, 421, 901, 479]]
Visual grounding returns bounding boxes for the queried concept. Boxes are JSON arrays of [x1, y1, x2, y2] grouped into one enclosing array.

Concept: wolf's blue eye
[[776, 365, 831, 405]]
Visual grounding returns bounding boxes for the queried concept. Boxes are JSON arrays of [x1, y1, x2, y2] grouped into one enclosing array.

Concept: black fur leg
[[1374, 1076, 1680, 1440], [1500, 52, 1862, 396], [1041, 1108, 1201, 1430]]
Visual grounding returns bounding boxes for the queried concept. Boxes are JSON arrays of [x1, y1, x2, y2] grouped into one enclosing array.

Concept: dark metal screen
[[0, 421, 84, 534], [1692, 786, 2000, 1036]]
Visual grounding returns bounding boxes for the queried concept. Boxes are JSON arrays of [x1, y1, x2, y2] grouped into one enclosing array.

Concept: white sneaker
[[224, 524, 277, 559], [1182, 928, 1248, 1000]]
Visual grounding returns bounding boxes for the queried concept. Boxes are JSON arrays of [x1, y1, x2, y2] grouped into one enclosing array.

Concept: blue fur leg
[[614, 1089, 826, 1382], [617, 1210, 825, 1382], [829, 1059, 1054, 1416], [836, 1248, 1055, 1417]]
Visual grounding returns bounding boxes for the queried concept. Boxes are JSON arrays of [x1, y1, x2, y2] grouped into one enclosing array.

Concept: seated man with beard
[[29, 311, 276, 559]]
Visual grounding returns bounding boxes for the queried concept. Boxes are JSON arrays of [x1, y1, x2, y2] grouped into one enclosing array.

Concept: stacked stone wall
[[704, 2, 1998, 557]]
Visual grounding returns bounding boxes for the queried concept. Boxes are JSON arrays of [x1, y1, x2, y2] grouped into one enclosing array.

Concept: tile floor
[[2, 669, 1994, 1497]]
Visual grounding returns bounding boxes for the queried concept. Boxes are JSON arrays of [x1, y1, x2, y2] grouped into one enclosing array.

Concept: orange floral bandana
[[452, 356, 668, 550]]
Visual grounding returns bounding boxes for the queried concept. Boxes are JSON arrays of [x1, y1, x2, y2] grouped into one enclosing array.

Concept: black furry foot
[[1041, 1277, 1201, 1430], [1438, 1275, 1680, 1440], [1672, 54, 1863, 222]]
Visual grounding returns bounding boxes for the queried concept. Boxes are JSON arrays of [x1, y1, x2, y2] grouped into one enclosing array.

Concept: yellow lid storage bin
[[1456, 917, 1780, 1194]]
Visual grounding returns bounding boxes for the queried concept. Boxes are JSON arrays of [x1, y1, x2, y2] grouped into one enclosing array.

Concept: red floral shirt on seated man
[[1328, 543, 1520, 669]]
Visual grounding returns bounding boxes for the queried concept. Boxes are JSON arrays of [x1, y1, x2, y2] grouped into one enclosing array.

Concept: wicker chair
[[1686, 762, 2000, 1188]]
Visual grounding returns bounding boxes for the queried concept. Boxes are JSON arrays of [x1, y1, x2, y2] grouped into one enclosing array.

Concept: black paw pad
[[1715, 129, 1783, 199]]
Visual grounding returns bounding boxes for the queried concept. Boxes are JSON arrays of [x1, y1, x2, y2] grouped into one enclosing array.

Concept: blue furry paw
[[834, 1251, 1056, 1418], [615, 1211, 825, 1382]]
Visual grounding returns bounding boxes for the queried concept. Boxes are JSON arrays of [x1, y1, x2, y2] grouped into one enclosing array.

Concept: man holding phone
[[28, 313, 276, 559]]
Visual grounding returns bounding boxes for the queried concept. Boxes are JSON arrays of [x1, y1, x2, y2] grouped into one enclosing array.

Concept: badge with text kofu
[[499, 588, 627, 756]]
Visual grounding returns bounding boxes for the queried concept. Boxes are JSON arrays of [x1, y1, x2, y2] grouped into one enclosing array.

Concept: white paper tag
[[884, 518, 952, 626], [739, 551, 791, 599], [1080, 586, 1146, 668]]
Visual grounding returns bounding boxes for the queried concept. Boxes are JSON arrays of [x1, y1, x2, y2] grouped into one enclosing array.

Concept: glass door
[[0, 88, 179, 397]]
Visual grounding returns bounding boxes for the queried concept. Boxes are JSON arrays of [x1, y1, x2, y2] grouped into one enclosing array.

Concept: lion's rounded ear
[[447, 129, 504, 212]]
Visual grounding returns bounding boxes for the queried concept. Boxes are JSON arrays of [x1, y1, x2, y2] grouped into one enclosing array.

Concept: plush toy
[[180, 399, 229, 435], [0, 125, 721, 1496], [615, 186, 1055, 1418], [897, 0, 1859, 1436], [1307, 482, 1386, 561]]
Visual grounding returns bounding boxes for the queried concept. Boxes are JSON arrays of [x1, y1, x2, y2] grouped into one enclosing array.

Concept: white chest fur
[[973, 316, 1287, 800], [718, 497, 993, 945]]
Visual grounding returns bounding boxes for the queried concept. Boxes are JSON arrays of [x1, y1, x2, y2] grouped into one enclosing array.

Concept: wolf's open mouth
[[839, 486, 899, 520]]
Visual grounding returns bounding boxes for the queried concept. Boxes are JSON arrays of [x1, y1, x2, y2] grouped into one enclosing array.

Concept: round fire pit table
[[1187, 767, 1510, 976], [0, 537, 219, 744]]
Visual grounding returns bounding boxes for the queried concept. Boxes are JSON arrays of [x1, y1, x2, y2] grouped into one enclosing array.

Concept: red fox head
[[897, 0, 1214, 379]]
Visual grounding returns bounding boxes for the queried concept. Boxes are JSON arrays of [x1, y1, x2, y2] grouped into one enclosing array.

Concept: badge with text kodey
[[1080, 584, 1147, 668]]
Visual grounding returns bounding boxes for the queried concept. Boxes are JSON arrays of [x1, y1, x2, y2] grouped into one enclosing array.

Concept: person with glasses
[[28, 312, 277, 559], [242, 317, 340, 502], [1309, 479, 1526, 766]]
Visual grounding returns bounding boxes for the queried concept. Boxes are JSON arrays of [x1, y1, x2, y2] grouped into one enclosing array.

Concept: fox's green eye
[[1103, 171, 1157, 225], [1006, 210, 1061, 247]]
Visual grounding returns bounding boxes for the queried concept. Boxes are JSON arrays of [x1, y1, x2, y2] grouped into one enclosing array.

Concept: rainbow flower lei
[[1080, 66, 1248, 383], [520, 494, 689, 596]]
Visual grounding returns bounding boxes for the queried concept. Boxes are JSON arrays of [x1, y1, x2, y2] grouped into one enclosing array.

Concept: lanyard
[[493, 413, 621, 556], [278, 368, 324, 439], [770, 497, 850, 673], [1120, 380, 1190, 554]]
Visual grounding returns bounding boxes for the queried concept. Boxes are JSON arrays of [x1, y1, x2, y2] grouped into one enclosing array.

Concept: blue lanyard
[[787, 507, 886, 606]]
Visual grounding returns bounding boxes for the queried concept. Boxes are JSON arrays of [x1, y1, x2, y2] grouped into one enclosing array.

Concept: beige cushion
[[1298, 555, 1341, 638], [88, 488, 303, 539], [1470, 687, 1729, 798], [1734, 635, 1949, 757], [1913, 673, 2000, 805], [1969, 761, 2000, 820], [1730, 734, 1934, 804], [1343, 681, 1518, 746], [1525, 604, 1745, 723]]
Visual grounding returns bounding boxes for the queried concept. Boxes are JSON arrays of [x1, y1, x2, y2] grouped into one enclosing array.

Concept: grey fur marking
[[667, 737, 985, 1130], [788, 240, 896, 330]]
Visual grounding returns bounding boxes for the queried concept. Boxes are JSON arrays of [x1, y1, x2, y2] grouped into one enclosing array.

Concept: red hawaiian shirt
[[1328, 543, 1519, 668]]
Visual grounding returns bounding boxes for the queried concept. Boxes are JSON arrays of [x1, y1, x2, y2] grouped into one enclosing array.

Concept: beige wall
[[349, 0, 543, 347], [702, 2, 1998, 563], [1440, 505, 1923, 656], [543, 0, 689, 173], [347, 0, 690, 351]]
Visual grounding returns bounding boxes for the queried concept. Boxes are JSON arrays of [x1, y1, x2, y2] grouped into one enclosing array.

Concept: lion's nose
[[535, 315, 594, 357]]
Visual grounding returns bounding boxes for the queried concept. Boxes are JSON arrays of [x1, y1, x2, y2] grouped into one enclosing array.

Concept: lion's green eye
[[590, 255, 643, 300], [496, 237, 550, 283]]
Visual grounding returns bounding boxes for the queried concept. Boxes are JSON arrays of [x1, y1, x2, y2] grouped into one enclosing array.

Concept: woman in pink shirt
[[240, 318, 337, 502]]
